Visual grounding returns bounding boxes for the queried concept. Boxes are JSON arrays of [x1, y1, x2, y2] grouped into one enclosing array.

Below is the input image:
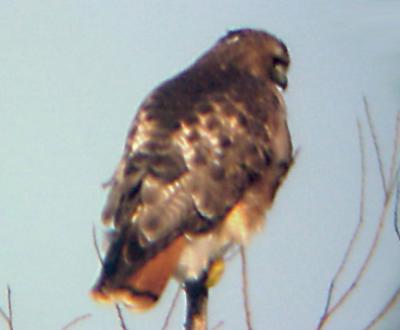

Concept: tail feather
[[91, 233, 185, 311]]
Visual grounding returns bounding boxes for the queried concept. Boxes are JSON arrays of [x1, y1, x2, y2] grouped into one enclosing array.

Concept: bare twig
[[115, 304, 128, 330], [318, 105, 400, 329], [364, 286, 400, 330], [0, 308, 8, 327], [211, 320, 224, 330], [318, 120, 367, 327], [0, 286, 13, 330], [319, 164, 398, 329], [92, 225, 104, 266], [61, 313, 92, 330], [223, 246, 240, 263], [395, 182, 400, 241], [387, 111, 400, 242], [364, 97, 388, 195], [388, 112, 400, 187], [161, 286, 181, 330], [240, 247, 253, 330], [92, 225, 128, 330], [365, 131, 400, 325], [7, 286, 12, 330]]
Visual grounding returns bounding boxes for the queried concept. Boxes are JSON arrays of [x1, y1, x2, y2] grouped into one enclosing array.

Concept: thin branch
[[61, 313, 92, 330], [0, 286, 13, 330], [364, 286, 400, 330], [0, 307, 8, 327], [388, 112, 400, 242], [240, 246, 253, 330], [115, 304, 128, 330], [318, 120, 367, 326], [223, 246, 240, 263], [318, 106, 400, 329], [7, 286, 12, 330], [364, 97, 388, 195], [92, 224, 104, 266], [395, 182, 400, 241], [211, 320, 224, 330], [319, 166, 399, 329], [92, 225, 128, 330], [161, 286, 181, 330], [388, 112, 400, 186]]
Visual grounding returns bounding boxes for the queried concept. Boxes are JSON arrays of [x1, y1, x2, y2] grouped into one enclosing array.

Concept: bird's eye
[[272, 55, 289, 68]]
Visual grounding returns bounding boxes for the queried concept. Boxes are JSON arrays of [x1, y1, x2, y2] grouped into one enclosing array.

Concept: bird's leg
[[183, 272, 208, 330]]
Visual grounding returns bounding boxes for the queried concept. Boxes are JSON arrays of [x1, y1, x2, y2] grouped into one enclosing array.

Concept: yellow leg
[[206, 259, 225, 288]]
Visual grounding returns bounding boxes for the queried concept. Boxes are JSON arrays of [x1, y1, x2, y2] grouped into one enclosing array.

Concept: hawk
[[91, 29, 292, 316]]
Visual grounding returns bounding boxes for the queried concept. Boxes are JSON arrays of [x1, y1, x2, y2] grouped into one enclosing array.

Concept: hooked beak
[[270, 61, 288, 89]]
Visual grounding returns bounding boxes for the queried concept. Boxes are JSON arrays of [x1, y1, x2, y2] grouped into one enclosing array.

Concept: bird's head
[[207, 29, 290, 89]]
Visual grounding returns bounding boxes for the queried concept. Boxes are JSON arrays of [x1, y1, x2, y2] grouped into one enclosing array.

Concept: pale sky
[[0, 1, 399, 329]]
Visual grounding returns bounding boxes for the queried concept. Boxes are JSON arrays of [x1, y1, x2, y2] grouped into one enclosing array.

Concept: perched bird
[[91, 28, 293, 324]]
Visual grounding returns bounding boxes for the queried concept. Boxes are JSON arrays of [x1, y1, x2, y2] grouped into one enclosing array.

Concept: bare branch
[[61, 313, 92, 330], [7, 287, 12, 330], [388, 112, 400, 187], [387, 112, 400, 242], [395, 182, 400, 241], [115, 304, 128, 330], [321, 165, 398, 329], [0, 286, 13, 330], [92, 224, 104, 266], [364, 286, 400, 330], [363, 97, 388, 195], [211, 320, 224, 330], [223, 246, 240, 263], [0, 308, 8, 327], [240, 246, 253, 330], [318, 106, 400, 329], [161, 286, 181, 330], [317, 120, 367, 328]]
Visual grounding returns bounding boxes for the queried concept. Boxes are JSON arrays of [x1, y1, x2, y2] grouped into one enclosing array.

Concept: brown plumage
[[91, 28, 293, 311]]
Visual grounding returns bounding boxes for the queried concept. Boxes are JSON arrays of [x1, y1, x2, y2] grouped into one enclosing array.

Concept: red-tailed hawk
[[91, 29, 292, 314]]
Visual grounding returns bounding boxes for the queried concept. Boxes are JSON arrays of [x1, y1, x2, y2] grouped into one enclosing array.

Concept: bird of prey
[[91, 28, 293, 325]]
